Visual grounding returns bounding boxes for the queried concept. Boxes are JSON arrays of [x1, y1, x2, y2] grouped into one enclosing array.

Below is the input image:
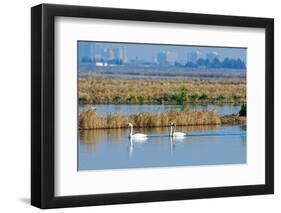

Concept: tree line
[[184, 57, 246, 69]]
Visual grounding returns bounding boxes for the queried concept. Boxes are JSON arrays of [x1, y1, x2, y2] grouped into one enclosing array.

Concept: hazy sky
[[79, 41, 247, 62]]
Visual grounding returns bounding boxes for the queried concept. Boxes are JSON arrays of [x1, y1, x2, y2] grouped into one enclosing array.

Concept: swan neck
[[129, 125, 133, 137]]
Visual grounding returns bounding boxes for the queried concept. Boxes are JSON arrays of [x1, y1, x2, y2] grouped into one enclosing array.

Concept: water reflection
[[170, 137, 175, 154], [78, 125, 246, 170], [79, 125, 221, 148], [79, 104, 242, 116], [128, 136, 177, 158]]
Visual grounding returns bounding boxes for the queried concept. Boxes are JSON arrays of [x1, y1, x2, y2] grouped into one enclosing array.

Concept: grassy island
[[79, 107, 246, 130], [79, 77, 246, 105]]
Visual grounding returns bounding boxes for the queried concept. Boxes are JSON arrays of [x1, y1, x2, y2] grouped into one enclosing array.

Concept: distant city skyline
[[79, 41, 246, 63], [78, 41, 246, 71]]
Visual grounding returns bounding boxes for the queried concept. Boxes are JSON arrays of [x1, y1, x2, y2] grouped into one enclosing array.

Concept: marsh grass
[[79, 77, 246, 104], [79, 107, 221, 129]]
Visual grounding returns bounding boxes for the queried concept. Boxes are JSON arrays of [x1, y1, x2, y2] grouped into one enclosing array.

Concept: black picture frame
[[31, 3, 274, 209]]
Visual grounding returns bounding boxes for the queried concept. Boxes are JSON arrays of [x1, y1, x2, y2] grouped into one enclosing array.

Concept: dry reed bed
[[79, 77, 246, 104], [79, 107, 221, 130]]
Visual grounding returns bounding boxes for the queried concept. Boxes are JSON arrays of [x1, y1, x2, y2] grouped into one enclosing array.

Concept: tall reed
[[79, 107, 221, 130]]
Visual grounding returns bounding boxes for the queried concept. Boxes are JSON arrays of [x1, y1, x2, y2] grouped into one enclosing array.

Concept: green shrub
[[178, 86, 189, 104], [113, 95, 122, 104], [137, 96, 145, 104], [189, 93, 199, 101], [169, 94, 180, 104], [215, 95, 225, 101], [232, 95, 241, 101], [79, 96, 88, 104], [146, 96, 152, 103], [239, 104, 246, 116], [154, 96, 164, 104], [162, 93, 171, 102], [199, 93, 208, 100]]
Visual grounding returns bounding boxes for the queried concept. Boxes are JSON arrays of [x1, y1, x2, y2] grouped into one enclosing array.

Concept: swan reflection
[[169, 136, 186, 153], [128, 137, 147, 158], [170, 137, 175, 154], [128, 136, 177, 158]]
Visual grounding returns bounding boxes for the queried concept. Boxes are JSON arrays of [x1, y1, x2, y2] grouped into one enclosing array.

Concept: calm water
[[78, 125, 246, 171], [79, 68, 246, 80], [79, 104, 241, 116]]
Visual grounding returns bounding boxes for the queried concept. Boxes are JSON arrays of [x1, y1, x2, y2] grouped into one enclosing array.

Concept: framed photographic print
[[31, 3, 274, 209]]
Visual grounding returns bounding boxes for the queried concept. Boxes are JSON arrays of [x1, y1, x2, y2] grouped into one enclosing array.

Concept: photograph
[[30, 3, 274, 209], [77, 41, 247, 171]]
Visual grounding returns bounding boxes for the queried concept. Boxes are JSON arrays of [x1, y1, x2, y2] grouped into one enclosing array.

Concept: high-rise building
[[187, 50, 202, 63], [157, 51, 167, 65], [79, 42, 95, 63], [100, 48, 114, 61], [112, 48, 120, 60], [157, 51, 177, 66], [112, 47, 128, 63], [206, 51, 219, 62], [120, 47, 128, 63], [166, 51, 177, 65], [92, 44, 102, 61]]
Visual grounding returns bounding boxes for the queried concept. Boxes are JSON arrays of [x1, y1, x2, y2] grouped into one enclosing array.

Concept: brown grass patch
[[79, 107, 221, 130], [79, 77, 246, 104]]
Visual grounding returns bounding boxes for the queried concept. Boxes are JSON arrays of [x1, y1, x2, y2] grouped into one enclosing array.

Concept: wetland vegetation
[[79, 77, 246, 105]]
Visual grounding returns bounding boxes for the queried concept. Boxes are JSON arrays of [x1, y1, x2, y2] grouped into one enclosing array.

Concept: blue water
[[79, 67, 246, 80], [79, 104, 241, 116], [78, 125, 246, 171]]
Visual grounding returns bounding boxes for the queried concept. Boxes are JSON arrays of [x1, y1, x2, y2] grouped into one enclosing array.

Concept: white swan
[[128, 123, 148, 139], [170, 122, 186, 137]]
